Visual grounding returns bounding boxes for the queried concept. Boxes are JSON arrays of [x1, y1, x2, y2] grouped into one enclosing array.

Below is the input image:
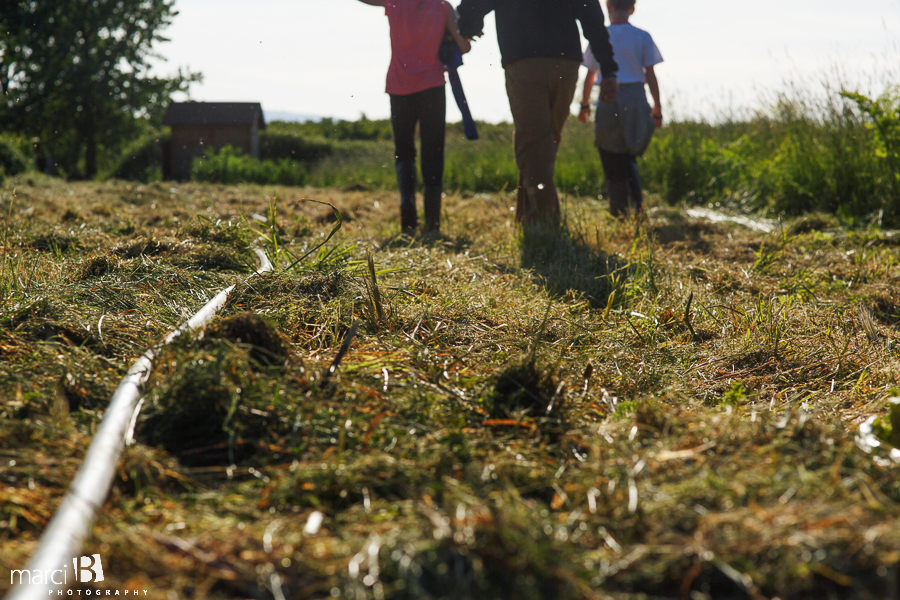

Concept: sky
[[150, 0, 900, 124]]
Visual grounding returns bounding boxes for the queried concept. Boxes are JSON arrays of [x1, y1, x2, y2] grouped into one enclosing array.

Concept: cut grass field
[[1, 175, 900, 599]]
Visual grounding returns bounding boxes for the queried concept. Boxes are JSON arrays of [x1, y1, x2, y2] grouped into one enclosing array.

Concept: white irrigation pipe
[[684, 207, 776, 233], [856, 399, 900, 465], [6, 249, 273, 600]]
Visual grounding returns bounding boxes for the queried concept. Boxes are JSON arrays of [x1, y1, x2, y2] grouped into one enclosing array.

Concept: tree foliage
[[0, 0, 199, 178]]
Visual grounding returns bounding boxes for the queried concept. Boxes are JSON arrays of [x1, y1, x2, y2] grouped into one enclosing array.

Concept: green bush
[[106, 132, 168, 182], [842, 86, 900, 221], [270, 116, 392, 141], [259, 132, 333, 163], [634, 91, 891, 223], [305, 139, 396, 190], [0, 136, 30, 176], [640, 122, 726, 205], [761, 96, 882, 221], [192, 145, 307, 186], [556, 120, 604, 197], [445, 144, 518, 192]]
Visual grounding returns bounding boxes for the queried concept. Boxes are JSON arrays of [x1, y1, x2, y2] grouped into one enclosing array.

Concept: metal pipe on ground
[[5, 250, 273, 600]]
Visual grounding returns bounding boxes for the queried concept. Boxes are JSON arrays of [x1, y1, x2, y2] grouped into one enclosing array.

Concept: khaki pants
[[505, 58, 580, 228]]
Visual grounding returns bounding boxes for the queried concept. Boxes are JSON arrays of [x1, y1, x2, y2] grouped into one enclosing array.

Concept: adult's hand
[[599, 77, 618, 105]]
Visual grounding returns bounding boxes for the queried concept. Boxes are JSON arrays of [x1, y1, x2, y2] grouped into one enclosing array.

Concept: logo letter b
[[75, 555, 104, 583]]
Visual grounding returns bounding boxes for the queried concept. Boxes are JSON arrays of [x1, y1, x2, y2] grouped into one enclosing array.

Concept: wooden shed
[[161, 102, 266, 180]]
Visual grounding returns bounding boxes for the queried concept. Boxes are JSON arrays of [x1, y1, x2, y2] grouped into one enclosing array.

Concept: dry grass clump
[[873, 289, 900, 325], [114, 237, 174, 258], [139, 326, 297, 463], [79, 254, 121, 279], [231, 269, 349, 311], [3, 177, 900, 599], [29, 230, 82, 253], [488, 355, 560, 420], [204, 312, 290, 368]]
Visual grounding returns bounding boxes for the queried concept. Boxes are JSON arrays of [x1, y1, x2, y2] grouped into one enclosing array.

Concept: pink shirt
[[385, 0, 449, 96]]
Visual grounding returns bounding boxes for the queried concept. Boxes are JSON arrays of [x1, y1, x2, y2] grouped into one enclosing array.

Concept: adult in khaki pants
[[457, 0, 619, 228]]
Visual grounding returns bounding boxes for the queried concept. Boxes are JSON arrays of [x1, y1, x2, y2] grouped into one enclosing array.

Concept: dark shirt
[[456, 0, 618, 77]]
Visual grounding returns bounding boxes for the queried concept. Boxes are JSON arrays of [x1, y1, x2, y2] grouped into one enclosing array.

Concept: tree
[[0, 0, 200, 178]]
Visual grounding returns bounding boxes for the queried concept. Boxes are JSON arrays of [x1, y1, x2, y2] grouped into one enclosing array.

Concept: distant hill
[[263, 110, 323, 123]]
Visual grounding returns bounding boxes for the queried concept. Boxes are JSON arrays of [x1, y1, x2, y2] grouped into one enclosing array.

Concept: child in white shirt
[[579, 0, 662, 216]]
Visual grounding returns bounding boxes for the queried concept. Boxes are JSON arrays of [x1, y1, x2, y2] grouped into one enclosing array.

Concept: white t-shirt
[[583, 23, 662, 84]]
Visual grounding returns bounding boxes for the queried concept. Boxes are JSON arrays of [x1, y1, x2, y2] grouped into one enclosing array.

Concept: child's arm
[[578, 69, 598, 123], [645, 65, 662, 127], [356, 0, 385, 6], [446, 4, 471, 54]]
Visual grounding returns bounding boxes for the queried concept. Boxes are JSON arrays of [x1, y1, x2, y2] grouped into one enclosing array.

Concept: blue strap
[[440, 40, 479, 141]]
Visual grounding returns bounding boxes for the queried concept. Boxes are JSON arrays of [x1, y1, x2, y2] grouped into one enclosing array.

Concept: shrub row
[[191, 145, 307, 186], [94, 84, 900, 225], [268, 116, 393, 141], [105, 127, 334, 184], [639, 93, 893, 223], [259, 132, 333, 163]]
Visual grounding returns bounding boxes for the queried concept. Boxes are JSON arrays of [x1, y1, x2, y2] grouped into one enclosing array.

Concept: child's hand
[[578, 105, 591, 123], [652, 105, 663, 128], [458, 37, 471, 54]]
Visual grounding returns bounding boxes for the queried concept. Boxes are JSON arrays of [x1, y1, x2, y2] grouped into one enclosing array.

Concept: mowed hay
[[138, 343, 258, 460], [3, 179, 900, 599], [138, 316, 294, 463]]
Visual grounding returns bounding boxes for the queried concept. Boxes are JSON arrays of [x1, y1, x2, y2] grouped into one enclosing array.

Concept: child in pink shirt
[[357, 0, 470, 234]]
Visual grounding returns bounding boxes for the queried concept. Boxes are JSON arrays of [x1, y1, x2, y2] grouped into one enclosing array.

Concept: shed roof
[[162, 102, 266, 129]]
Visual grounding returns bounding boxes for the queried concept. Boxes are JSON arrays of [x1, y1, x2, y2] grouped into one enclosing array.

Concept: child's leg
[[625, 156, 643, 213], [599, 149, 631, 217], [418, 85, 447, 232], [390, 93, 419, 233]]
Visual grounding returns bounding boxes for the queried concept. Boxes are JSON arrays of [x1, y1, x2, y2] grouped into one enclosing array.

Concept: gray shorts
[[594, 82, 655, 156]]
